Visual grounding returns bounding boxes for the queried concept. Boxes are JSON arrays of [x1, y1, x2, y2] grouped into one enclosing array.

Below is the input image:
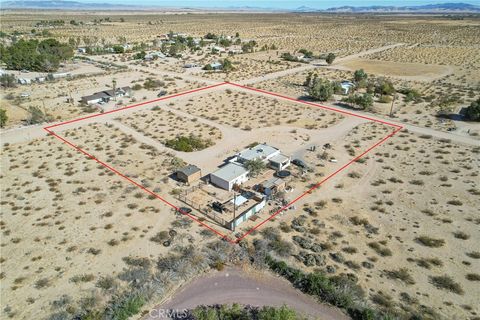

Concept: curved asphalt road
[[142, 267, 349, 320]]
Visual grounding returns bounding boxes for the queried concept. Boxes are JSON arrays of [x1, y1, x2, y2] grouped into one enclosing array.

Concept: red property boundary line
[[44, 81, 403, 244]]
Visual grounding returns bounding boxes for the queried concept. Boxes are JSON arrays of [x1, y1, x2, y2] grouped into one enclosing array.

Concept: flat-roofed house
[[176, 164, 201, 184], [210, 163, 249, 191], [236, 143, 290, 171]]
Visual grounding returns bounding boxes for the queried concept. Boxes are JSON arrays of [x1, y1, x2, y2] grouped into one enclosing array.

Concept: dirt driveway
[[142, 267, 349, 320]]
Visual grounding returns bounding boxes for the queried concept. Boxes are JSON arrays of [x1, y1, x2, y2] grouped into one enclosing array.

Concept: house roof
[[177, 164, 201, 176], [82, 92, 109, 102], [270, 153, 290, 164], [211, 163, 248, 182], [238, 143, 279, 162]]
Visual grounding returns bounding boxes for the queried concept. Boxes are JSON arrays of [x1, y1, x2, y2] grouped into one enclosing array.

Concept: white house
[[210, 163, 249, 191], [18, 78, 31, 85], [236, 143, 290, 171]]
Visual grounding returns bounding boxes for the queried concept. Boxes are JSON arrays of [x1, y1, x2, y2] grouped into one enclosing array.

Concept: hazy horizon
[[4, 0, 479, 9]]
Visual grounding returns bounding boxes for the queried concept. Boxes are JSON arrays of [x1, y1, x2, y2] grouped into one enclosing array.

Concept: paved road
[[143, 267, 349, 320]]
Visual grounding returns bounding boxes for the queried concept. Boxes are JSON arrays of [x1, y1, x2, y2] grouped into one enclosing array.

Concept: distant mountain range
[[321, 2, 480, 12], [1, 1, 479, 12]]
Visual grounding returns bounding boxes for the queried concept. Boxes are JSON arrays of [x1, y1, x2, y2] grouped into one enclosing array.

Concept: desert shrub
[[107, 293, 146, 320], [466, 251, 480, 259], [447, 199, 463, 206], [165, 135, 212, 152], [122, 256, 151, 268], [429, 275, 464, 295], [368, 242, 392, 257], [415, 236, 445, 248], [453, 231, 470, 240], [466, 273, 480, 281], [269, 239, 294, 257], [384, 268, 415, 285], [96, 276, 117, 291], [34, 278, 50, 289], [71, 274, 95, 283], [150, 231, 170, 244]]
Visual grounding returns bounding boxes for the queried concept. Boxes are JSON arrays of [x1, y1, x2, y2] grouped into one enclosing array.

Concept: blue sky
[[70, 0, 480, 9]]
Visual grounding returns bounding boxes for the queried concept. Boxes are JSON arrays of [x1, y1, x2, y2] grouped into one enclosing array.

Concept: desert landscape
[[1, 6, 479, 320]]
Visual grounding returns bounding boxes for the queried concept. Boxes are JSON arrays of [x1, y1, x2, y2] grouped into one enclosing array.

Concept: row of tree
[[0, 39, 73, 72]]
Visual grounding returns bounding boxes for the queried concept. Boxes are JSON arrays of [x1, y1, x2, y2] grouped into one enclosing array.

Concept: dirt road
[[142, 267, 349, 320]]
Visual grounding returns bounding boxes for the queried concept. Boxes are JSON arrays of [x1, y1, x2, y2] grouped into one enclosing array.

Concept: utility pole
[[389, 94, 396, 118], [112, 79, 117, 102], [232, 183, 240, 232]]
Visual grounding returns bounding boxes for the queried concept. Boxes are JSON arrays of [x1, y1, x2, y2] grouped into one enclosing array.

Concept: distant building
[[17, 78, 31, 85], [176, 165, 202, 184], [77, 47, 87, 54], [184, 63, 199, 68], [209, 62, 223, 70]]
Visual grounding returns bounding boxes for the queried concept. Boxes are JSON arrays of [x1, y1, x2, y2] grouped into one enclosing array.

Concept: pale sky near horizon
[[63, 0, 480, 9]]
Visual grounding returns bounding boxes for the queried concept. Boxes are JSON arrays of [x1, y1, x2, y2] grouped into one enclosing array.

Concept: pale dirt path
[[142, 267, 349, 320]]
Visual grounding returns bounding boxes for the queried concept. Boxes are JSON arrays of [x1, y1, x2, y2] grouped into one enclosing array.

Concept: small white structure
[[340, 81, 355, 95], [212, 46, 226, 53], [210, 163, 249, 191], [18, 78, 31, 85], [77, 47, 87, 54]]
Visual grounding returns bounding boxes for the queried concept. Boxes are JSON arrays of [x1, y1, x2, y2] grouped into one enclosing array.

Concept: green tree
[[353, 69, 368, 83], [0, 109, 8, 128], [27, 106, 48, 124], [375, 79, 395, 96], [308, 78, 334, 101], [0, 38, 73, 72], [222, 58, 234, 72], [0, 74, 16, 88], [342, 93, 374, 110], [466, 98, 480, 121], [258, 305, 298, 320], [112, 45, 124, 54], [245, 159, 266, 177], [326, 52, 335, 65]]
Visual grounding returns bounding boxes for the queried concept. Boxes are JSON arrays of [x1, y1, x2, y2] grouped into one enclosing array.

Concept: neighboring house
[[227, 46, 243, 54], [77, 47, 87, 54], [81, 92, 109, 105], [176, 165, 202, 184], [17, 78, 31, 85], [81, 86, 131, 105], [340, 81, 355, 95], [210, 163, 249, 191], [209, 62, 223, 70], [51, 72, 71, 79], [184, 63, 199, 68], [212, 46, 226, 53], [144, 51, 166, 61]]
